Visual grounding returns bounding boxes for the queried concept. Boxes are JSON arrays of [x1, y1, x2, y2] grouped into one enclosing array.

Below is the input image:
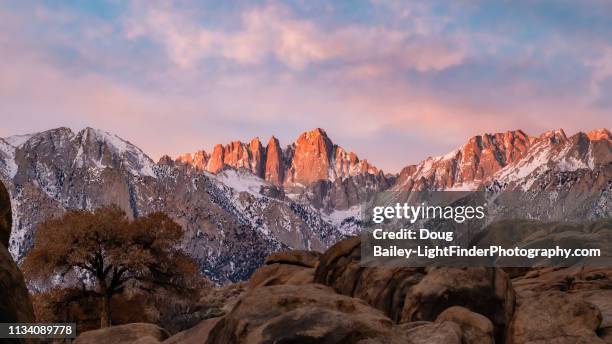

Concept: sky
[[0, 0, 611, 173]]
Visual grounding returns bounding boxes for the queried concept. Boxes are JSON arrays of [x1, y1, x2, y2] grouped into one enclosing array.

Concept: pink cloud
[[122, 3, 465, 72]]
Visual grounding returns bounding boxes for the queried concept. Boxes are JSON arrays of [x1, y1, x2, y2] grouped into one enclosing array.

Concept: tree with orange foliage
[[22, 205, 201, 328]]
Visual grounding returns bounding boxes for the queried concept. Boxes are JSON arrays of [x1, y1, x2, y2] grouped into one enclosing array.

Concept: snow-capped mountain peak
[[75, 127, 157, 178]]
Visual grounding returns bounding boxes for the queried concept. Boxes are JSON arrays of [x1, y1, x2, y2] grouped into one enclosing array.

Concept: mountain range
[[0, 127, 610, 283]]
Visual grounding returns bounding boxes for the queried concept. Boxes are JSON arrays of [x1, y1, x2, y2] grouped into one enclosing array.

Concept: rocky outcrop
[[206, 283, 404, 343], [163, 317, 222, 344], [182, 237, 510, 343], [0, 182, 35, 343], [248, 138, 265, 178], [400, 267, 513, 342], [176, 128, 388, 188], [400, 321, 464, 344], [74, 323, 170, 344], [0, 180, 35, 344], [394, 130, 532, 191], [173, 128, 391, 213], [0, 181, 11, 247], [284, 128, 334, 185], [176, 150, 208, 170], [72, 233, 612, 343], [248, 250, 320, 288], [206, 144, 225, 173], [0, 243, 35, 325], [436, 306, 495, 344], [264, 250, 321, 268], [510, 266, 612, 343], [264, 136, 283, 185], [313, 237, 515, 342], [507, 291, 603, 344]]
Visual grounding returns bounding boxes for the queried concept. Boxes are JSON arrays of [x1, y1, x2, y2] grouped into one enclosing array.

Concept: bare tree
[[23, 205, 200, 328]]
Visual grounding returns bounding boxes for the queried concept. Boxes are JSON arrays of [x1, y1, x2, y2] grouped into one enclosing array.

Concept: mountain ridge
[[0, 126, 609, 283]]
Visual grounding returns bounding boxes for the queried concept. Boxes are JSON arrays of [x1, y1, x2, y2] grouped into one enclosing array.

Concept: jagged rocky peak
[[394, 129, 533, 191], [249, 137, 265, 178], [176, 137, 266, 176], [176, 150, 208, 170], [587, 128, 612, 141], [264, 136, 283, 185], [175, 128, 385, 187], [157, 155, 175, 166], [73, 127, 157, 178], [486, 128, 611, 192], [285, 128, 335, 185], [537, 128, 567, 143]]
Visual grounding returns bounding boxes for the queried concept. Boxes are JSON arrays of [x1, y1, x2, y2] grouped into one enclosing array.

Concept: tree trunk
[[100, 294, 111, 328]]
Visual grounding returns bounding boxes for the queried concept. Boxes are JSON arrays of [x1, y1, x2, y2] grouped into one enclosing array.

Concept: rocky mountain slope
[[0, 126, 609, 283], [0, 128, 350, 283]]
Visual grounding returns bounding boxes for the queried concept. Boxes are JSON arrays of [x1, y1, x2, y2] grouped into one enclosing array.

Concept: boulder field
[[74, 233, 612, 343]]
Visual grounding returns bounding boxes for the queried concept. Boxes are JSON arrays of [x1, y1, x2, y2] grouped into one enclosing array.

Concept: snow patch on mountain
[[0, 139, 18, 179], [321, 205, 362, 235], [5, 133, 34, 147], [214, 169, 269, 197], [82, 128, 157, 178], [446, 181, 479, 191]]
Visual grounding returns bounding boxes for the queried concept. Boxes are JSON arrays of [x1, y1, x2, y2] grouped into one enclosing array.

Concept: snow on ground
[[445, 181, 479, 191], [4, 133, 34, 147], [214, 169, 269, 197], [0, 139, 18, 179], [321, 205, 361, 225]]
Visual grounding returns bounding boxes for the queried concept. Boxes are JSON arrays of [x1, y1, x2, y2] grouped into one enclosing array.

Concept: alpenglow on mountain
[[0, 127, 610, 283]]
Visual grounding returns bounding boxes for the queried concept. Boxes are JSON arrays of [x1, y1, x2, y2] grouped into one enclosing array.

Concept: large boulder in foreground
[[401, 266, 514, 342], [399, 321, 463, 344], [0, 181, 11, 248], [264, 250, 321, 268], [0, 243, 36, 325], [314, 236, 515, 341], [248, 250, 320, 288], [507, 291, 603, 344], [74, 323, 169, 344], [435, 306, 494, 344], [205, 283, 405, 344], [0, 179, 35, 335], [163, 317, 222, 344], [248, 263, 315, 288]]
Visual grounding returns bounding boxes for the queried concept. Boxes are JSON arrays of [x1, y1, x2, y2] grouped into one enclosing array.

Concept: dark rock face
[[0, 243, 35, 324], [0, 180, 35, 344], [163, 317, 222, 344], [400, 267, 514, 341], [313, 237, 515, 342], [0, 180, 11, 247], [435, 306, 495, 344]]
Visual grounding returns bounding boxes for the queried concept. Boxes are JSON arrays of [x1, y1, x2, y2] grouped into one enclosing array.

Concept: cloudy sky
[[0, 1, 610, 172]]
